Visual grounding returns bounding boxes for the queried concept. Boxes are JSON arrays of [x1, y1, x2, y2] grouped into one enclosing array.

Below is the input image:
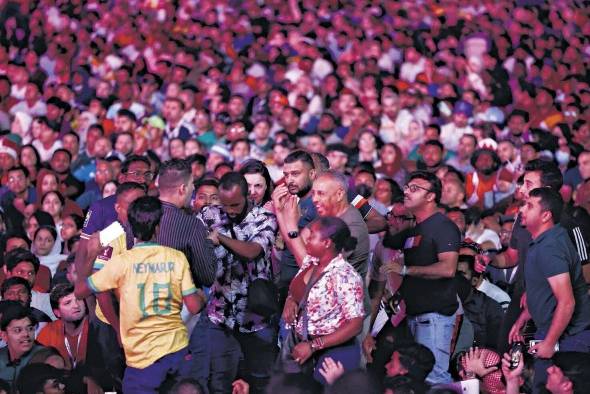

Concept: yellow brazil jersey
[[93, 226, 127, 324], [87, 242, 197, 369]]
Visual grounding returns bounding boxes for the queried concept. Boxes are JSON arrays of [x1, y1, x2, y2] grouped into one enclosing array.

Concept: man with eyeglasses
[[73, 155, 153, 389], [78, 155, 152, 250], [77, 182, 147, 392], [382, 170, 461, 384], [0, 305, 47, 388], [0, 166, 36, 216], [363, 195, 415, 382]]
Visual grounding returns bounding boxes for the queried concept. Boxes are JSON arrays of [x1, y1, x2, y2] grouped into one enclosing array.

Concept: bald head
[[312, 170, 349, 216], [316, 170, 348, 193]]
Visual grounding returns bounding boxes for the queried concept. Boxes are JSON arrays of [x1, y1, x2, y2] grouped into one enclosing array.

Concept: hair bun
[[342, 236, 357, 253]]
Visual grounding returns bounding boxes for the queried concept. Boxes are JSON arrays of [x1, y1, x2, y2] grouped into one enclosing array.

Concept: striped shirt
[[156, 201, 216, 287]]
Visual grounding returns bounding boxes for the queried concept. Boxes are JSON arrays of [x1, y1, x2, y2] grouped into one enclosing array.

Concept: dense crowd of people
[[0, 0, 590, 393]]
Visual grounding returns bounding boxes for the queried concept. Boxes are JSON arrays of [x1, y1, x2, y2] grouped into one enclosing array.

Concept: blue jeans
[[407, 312, 455, 384], [189, 315, 278, 394], [532, 329, 590, 394], [123, 347, 189, 394]]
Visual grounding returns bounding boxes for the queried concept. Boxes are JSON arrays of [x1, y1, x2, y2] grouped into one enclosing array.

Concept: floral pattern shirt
[[198, 205, 277, 333], [295, 254, 365, 337]]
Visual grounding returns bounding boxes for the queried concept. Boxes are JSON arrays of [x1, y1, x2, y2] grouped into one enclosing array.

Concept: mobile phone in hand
[[529, 340, 559, 353], [509, 341, 524, 369]]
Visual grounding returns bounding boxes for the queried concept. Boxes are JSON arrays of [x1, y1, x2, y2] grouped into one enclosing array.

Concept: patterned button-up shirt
[[295, 255, 365, 337], [198, 205, 277, 333]]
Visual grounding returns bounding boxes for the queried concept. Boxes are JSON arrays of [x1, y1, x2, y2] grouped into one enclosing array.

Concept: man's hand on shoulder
[[208, 229, 220, 246]]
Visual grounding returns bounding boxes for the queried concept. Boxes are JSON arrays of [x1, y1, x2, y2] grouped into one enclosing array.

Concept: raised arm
[[365, 209, 388, 234], [275, 195, 307, 266]]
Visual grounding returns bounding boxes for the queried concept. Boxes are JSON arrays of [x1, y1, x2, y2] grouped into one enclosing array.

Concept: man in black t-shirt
[[383, 171, 461, 384]]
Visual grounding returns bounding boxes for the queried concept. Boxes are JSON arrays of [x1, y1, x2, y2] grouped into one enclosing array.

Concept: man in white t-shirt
[[440, 100, 474, 153], [31, 118, 63, 163], [9, 82, 47, 117], [400, 47, 426, 83]]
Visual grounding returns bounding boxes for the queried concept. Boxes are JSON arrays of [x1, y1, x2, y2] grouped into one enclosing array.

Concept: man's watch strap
[[400, 265, 409, 276], [288, 230, 299, 239]]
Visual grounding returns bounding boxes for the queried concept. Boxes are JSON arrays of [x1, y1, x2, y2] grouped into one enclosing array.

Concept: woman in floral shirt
[[282, 216, 365, 385]]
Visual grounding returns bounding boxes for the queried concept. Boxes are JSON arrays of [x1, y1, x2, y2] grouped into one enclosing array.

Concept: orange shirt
[[465, 172, 496, 209], [37, 318, 89, 370]]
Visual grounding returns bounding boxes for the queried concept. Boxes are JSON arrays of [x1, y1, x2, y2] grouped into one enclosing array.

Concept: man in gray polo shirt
[[509, 187, 590, 393]]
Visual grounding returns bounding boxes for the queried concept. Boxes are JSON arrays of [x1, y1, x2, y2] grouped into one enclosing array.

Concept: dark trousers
[[189, 315, 278, 394], [123, 347, 189, 394], [497, 285, 524, 354], [532, 329, 590, 394], [310, 338, 361, 385], [90, 317, 125, 392]]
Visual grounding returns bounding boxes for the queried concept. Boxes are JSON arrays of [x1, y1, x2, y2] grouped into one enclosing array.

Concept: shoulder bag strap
[[297, 264, 329, 341]]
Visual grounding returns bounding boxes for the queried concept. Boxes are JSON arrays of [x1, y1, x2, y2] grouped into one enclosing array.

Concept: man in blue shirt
[[510, 187, 590, 392]]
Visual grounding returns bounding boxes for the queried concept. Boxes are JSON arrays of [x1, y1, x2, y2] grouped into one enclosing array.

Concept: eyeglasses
[[7, 325, 35, 334], [386, 212, 415, 221], [126, 170, 154, 180], [403, 184, 433, 193]]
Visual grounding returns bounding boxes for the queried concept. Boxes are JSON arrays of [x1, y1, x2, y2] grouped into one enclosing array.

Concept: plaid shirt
[[198, 205, 277, 333]]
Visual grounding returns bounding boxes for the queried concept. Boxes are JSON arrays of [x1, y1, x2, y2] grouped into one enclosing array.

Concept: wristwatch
[[400, 265, 409, 276], [288, 230, 299, 239]]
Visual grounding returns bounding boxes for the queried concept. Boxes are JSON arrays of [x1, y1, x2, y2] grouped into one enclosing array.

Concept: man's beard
[[294, 182, 312, 198], [480, 167, 496, 176], [229, 200, 250, 224]]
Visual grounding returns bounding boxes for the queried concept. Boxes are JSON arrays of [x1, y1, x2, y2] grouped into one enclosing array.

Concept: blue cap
[[453, 100, 474, 117]]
